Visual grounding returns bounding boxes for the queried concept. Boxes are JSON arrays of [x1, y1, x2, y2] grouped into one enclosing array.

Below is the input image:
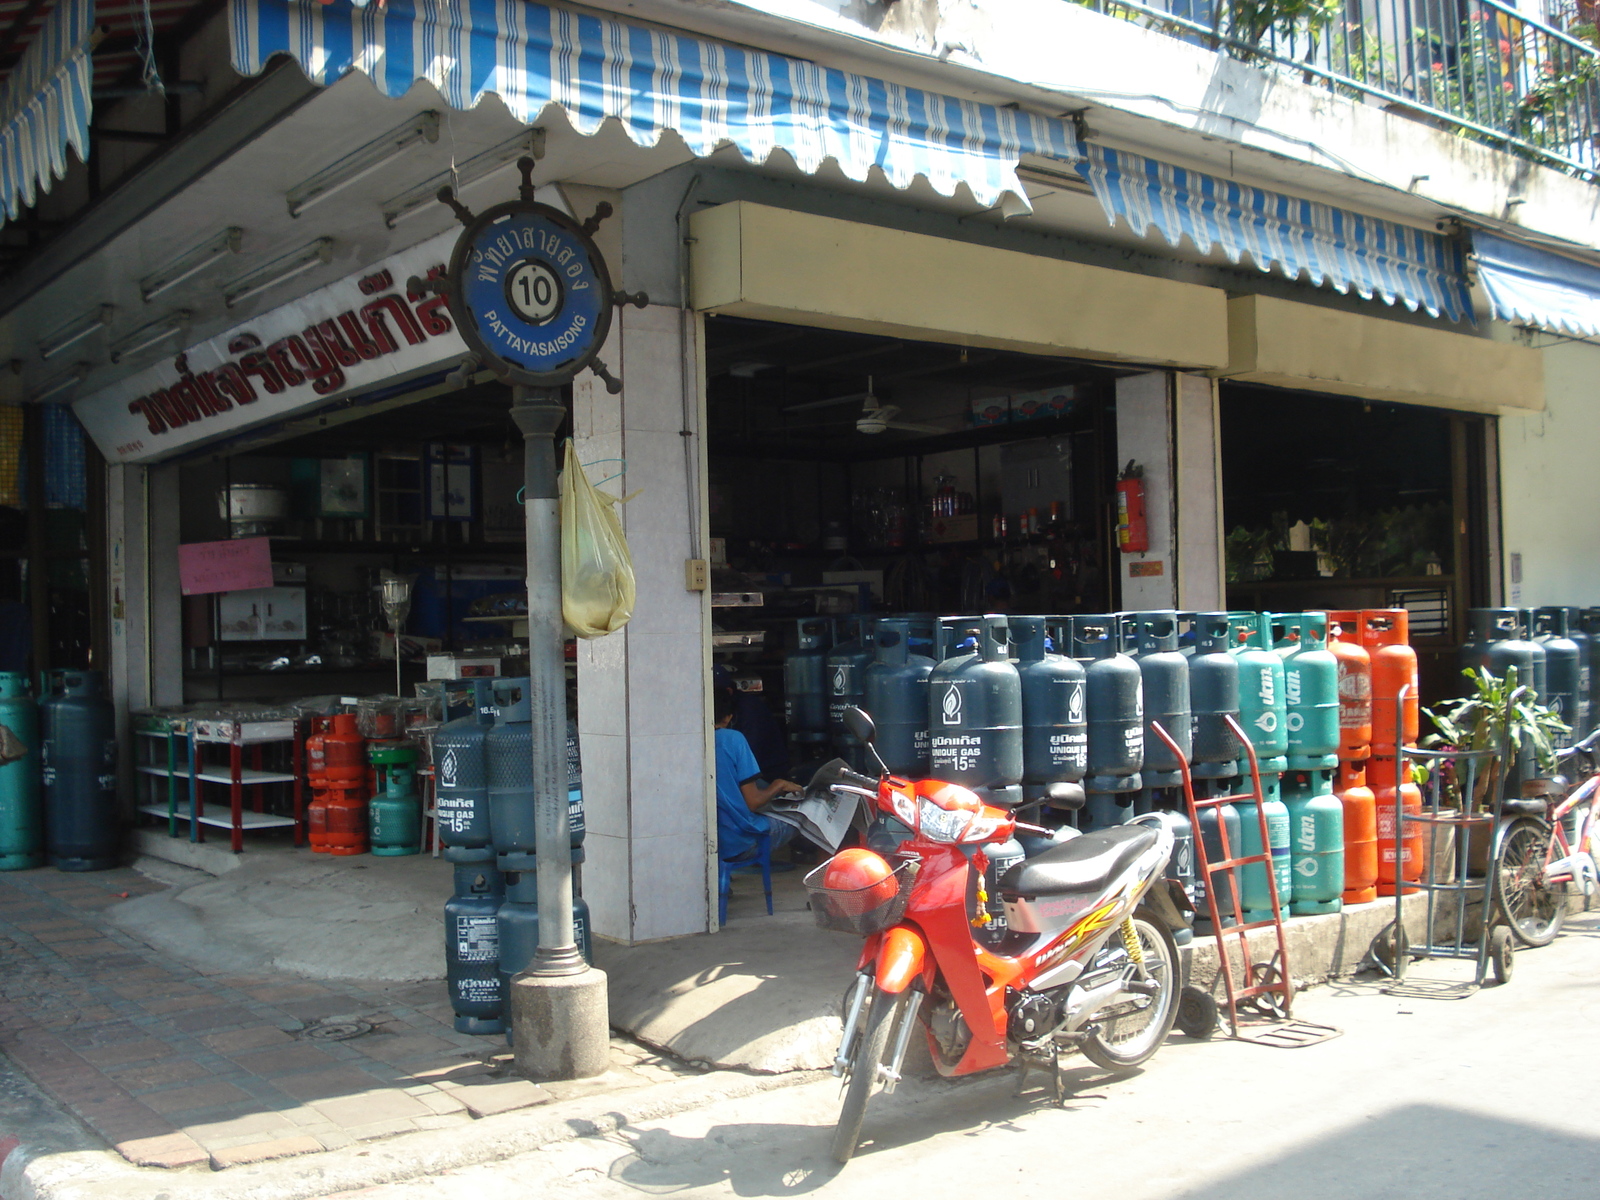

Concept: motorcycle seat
[[998, 825, 1157, 897]]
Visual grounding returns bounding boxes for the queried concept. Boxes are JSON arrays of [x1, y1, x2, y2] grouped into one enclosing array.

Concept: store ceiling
[[705, 314, 1132, 456]]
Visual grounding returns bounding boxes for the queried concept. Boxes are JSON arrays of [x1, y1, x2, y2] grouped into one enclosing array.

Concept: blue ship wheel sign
[[421, 156, 647, 391]]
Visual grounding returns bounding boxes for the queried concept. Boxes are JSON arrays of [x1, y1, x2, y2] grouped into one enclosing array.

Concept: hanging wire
[[137, 0, 165, 94]]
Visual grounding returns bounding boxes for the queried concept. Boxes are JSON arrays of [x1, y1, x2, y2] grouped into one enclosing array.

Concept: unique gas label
[[931, 732, 984, 775], [454, 915, 498, 962], [455, 978, 501, 1003]]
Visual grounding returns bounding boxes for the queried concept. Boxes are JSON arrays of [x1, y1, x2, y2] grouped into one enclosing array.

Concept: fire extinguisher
[[1115, 460, 1148, 554]]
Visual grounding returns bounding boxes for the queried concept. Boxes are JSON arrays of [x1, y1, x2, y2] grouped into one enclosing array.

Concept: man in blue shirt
[[714, 689, 800, 861]]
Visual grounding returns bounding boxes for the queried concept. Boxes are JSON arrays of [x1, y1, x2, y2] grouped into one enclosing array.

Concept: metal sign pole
[[425, 156, 639, 1081], [509, 387, 583, 975]]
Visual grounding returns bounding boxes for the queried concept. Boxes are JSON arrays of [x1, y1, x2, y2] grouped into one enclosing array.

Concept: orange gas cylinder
[[307, 790, 333, 854], [1326, 611, 1373, 761], [324, 783, 369, 856], [323, 713, 366, 784], [1369, 755, 1422, 896], [1336, 759, 1378, 903], [306, 717, 332, 783], [1360, 610, 1419, 753]]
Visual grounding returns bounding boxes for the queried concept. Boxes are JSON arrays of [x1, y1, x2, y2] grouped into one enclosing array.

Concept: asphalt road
[[335, 910, 1600, 1200]]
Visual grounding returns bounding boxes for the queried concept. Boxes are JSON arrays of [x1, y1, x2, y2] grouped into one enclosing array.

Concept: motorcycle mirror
[[1045, 781, 1086, 811], [842, 705, 877, 745]]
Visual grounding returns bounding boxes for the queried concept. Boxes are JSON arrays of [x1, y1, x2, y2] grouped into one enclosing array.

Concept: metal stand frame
[[1377, 685, 1514, 989]]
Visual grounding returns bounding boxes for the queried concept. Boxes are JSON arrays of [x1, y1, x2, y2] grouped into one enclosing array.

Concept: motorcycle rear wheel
[[831, 985, 906, 1164], [1079, 913, 1179, 1073]]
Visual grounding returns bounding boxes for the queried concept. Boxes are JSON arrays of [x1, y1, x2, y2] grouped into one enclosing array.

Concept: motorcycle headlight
[[891, 789, 919, 828], [918, 800, 972, 843]]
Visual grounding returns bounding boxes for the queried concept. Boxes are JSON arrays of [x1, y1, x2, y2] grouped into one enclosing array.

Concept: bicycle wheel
[[831, 986, 907, 1164], [1496, 818, 1567, 948], [1080, 914, 1179, 1073]]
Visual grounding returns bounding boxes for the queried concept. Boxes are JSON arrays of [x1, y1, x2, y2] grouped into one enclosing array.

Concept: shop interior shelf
[[135, 804, 299, 831], [136, 764, 298, 785]]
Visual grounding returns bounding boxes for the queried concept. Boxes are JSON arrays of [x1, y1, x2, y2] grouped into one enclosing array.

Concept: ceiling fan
[[784, 377, 945, 436]]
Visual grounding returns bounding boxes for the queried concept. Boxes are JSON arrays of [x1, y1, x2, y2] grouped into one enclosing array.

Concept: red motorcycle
[[807, 707, 1184, 1163]]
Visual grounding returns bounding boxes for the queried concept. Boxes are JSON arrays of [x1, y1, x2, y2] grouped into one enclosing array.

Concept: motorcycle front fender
[[874, 924, 927, 994]]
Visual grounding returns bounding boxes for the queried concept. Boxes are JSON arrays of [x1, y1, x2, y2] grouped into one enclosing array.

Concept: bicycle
[[1495, 727, 1600, 948]]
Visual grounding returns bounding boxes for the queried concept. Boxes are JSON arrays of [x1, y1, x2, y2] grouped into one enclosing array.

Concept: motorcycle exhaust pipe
[[880, 990, 925, 1095], [833, 974, 873, 1077]]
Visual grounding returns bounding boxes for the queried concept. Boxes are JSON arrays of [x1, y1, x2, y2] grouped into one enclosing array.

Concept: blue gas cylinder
[[0, 673, 42, 871], [1283, 769, 1344, 916], [445, 850, 505, 1035], [1132, 611, 1190, 787], [487, 678, 537, 873], [1012, 615, 1086, 810], [977, 835, 1026, 946], [1563, 609, 1593, 739], [928, 616, 1023, 808], [1187, 613, 1242, 781], [41, 670, 118, 872], [434, 680, 495, 852], [864, 618, 935, 775], [1233, 773, 1292, 919], [496, 871, 593, 1023]]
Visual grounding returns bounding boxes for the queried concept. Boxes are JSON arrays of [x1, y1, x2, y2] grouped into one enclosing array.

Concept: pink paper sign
[[178, 537, 274, 596]]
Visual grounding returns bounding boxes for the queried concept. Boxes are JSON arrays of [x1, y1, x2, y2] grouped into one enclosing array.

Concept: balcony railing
[[1076, 0, 1600, 178]]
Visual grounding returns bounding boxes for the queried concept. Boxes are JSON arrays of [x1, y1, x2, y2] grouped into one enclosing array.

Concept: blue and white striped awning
[[0, 0, 94, 223], [1472, 228, 1600, 337], [1078, 144, 1474, 323], [229, 0, 1079, 214]]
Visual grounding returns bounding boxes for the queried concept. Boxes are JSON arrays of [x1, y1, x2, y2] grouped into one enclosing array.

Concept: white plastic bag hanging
[[560, 441, 636, 638]]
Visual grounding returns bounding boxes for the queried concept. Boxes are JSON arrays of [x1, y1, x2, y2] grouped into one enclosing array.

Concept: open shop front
[[704, 312, 1129, 777]]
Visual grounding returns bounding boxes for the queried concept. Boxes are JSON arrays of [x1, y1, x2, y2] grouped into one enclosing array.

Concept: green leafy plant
[[1425, 665, 1570, 807]]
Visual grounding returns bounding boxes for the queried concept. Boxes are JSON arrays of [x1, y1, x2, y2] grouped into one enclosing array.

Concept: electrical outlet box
[[686, 559, 709, 591]]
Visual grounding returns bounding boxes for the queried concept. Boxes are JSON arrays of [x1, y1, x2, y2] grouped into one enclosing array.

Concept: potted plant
[[1425, 665, 1569, 811]]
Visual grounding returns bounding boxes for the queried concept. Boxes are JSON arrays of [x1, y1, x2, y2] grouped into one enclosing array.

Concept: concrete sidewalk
[[0, 833, 1535, 1199]]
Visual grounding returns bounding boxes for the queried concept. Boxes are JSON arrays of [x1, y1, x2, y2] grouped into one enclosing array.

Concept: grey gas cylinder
[[445, 851, 505, 1035], [434, 680, 495, 852], [41, 670, 118, 872], [1534, 607, 1582, 744], [1012, 615, 1087, 809], [927, 615, 1024, 808], [827, 616, 878, 772], [784, 617, 832, 747], [1132, 611, 1191, 787], [863, 618, 935, 775], [1074, 614, 1144, 799], [1187, 612, 1242, 781]]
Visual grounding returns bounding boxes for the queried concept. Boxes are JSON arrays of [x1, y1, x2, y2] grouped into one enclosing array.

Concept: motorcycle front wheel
[[831, 985, 907, 1164], [1079, 913, 1179, 1073]]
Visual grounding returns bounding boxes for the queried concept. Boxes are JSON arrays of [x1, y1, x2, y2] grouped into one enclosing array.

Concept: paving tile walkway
[[0, 865, 693, 1172]]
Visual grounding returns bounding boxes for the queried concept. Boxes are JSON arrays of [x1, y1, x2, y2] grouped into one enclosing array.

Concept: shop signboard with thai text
[[73, 231, 467, 464]]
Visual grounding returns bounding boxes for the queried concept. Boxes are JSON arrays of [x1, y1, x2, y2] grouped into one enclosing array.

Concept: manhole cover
[[299, 1019, 372, 1041]]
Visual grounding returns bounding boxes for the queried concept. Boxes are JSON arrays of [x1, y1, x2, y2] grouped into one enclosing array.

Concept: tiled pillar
[[572, 303, 713, 943]]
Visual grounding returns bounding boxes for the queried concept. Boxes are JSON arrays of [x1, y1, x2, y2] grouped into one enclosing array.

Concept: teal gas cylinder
[[368, 740, 421, 856], [0, 673, 41, 870], [1277, 612, 1340, 771], [41, 670, 118, 872], [1233, 772, 1292, 921], [1283, 769, 1344, 915], [1229, 613, 1288, 773], [784, 617, 833, 750]]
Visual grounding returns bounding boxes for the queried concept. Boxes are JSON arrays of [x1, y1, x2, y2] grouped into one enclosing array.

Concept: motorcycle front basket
[[804, 857, 917, 935]]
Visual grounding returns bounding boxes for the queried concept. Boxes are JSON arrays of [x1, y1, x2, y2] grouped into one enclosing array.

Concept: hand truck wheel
[[1242, 961, 1288, 1019], [1374, 921, 1409, 980], [1490, 925, 1515, 986], [1175, 986, 1219, 1039]]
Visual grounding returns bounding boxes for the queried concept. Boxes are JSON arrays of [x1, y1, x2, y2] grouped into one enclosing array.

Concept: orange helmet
[[823, 848, 898, 906]]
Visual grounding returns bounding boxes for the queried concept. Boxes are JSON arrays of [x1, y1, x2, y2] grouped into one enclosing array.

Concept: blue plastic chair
[[718, 830, 773, 925]]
